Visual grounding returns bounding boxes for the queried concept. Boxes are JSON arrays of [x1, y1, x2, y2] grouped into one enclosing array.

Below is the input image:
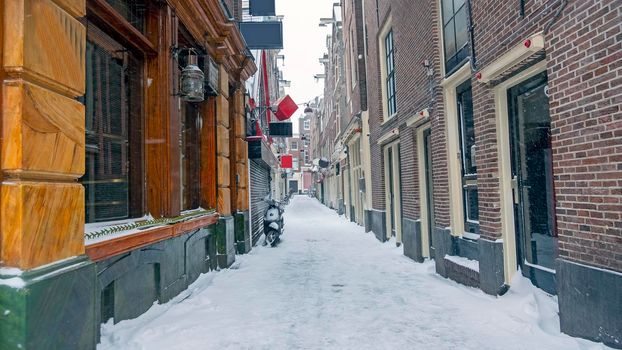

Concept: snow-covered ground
[[99, 196, 612, 350]]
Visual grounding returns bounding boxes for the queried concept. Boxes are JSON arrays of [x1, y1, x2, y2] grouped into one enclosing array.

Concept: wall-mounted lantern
[[180, 51, 205, 102], [172, 47, 205, 102]]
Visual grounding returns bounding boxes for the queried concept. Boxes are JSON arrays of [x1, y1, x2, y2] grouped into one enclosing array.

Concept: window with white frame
[[291, 141, 298, 151], [379, 19, 397, 120], [304, 119, 310, 130], [442, 0, 469, 73]]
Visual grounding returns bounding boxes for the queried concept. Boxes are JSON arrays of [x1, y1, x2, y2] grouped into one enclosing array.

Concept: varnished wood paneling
[[87, 0, 156, 56], [201, 97, 217, 210], [233, 89, 244, 118], [217, 187, 231, 216], [236, 163, 248, 189], [1, 182, 84, 269], [235, 138, 247, 163], [239, 138, 248, 160], [52, 0, 85, 18], [219, 65, 229, 98], [216, 124, 230, 157], [234, 116, 246, 138], [236, 187, 248, 212], [217, 156, 230, 188], [2, 81, 85, 176], [146, 5, 178, 218], [4, 0, 86, 97], [216, 95, 230, 128]]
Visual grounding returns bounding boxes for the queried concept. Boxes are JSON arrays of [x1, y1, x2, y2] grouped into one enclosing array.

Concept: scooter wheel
[[265, 229, 279, 247]]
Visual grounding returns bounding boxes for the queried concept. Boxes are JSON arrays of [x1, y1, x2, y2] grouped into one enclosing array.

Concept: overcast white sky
[[275, 0, 336, 123]]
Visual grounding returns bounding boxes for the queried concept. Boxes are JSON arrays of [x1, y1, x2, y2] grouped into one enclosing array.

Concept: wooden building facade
[[0, 0, 256, 348]]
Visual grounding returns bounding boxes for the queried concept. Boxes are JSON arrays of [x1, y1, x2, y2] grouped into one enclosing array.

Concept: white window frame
[[378, 16, 396, 122]]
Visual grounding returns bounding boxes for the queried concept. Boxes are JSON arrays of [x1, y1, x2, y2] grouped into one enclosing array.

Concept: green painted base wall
[[235, 211, 251, 254], [0, 256, 97, 350], [214, 216, 235, 268]]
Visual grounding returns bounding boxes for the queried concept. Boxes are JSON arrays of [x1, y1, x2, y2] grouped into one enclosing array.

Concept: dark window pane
[[385, 30, 396, 116], [454, 6, 469, 50], [82, 25, 142, 223], [458, 82, 476, 174], [442, 0, 470, 73], [465, 187, 479, 222], [442, 0, 453, 24], [106, 0, 147, 34], [181, 103, 201, 210], [444, 19, 456, 60]]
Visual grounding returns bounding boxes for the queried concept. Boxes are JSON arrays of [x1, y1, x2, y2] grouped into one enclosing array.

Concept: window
[[180, 103, 202, 210], [442, 0, 469, 73], [178, 25, 203, 211], [349, 28, 358, 88], [456, 80, 479, 232], [82, 24, 144, 223], [106, 0, 147, 34], [291, 141, 298, 151], [304, 119, 310, 130], [381, 28, 397, 118]]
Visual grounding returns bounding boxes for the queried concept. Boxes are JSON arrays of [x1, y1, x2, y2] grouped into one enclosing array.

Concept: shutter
[[250, 160, 271, 245]]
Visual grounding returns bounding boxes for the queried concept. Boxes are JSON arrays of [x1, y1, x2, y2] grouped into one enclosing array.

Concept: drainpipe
[[466, 0, 477, 71], [543, 0, 568, 34]]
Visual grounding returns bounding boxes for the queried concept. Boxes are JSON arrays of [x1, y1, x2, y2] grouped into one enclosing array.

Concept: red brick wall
[[546, 0, 621, 272], [361, 0, 620, 271], [470, 0, 620, 270], [473, 0, 622, 271], [364, 0, 450, 227], [471, 0, 561, 240], [363, 0, 390, 212]]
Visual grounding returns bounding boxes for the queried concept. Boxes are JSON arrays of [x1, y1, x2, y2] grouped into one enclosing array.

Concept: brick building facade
[[314, 0, 621, 347]]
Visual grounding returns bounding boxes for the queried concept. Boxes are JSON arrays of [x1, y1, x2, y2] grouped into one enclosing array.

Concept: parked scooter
[[263, 194, 285, 247]]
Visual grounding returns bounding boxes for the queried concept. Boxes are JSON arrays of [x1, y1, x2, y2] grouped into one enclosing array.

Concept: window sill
[[85, 211, 219, 262], [461, 231, 480, 241], [380, 113, 397, 126]]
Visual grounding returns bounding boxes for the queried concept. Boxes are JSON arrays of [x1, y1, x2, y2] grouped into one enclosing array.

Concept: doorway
[[384, 141, 402, 243], [417, 125, 435, 258], [423, 129, 435, 257], [508, 71, 557, 294]]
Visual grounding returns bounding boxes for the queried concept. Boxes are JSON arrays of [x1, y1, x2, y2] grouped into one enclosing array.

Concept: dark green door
[[508, 72, 557, 294], [424, 129, 435, 258]]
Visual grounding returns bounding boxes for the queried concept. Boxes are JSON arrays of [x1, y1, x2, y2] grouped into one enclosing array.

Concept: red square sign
[[280, 154, 293, 168], [274, 95, 298, 121]]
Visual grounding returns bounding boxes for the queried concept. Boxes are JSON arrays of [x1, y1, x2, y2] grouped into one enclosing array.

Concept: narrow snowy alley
[[99, 196, 611, 350]]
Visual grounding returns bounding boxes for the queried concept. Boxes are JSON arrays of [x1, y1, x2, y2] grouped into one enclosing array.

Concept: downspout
[[543, 0, 568, 34], [466, 0, 477, 71]]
